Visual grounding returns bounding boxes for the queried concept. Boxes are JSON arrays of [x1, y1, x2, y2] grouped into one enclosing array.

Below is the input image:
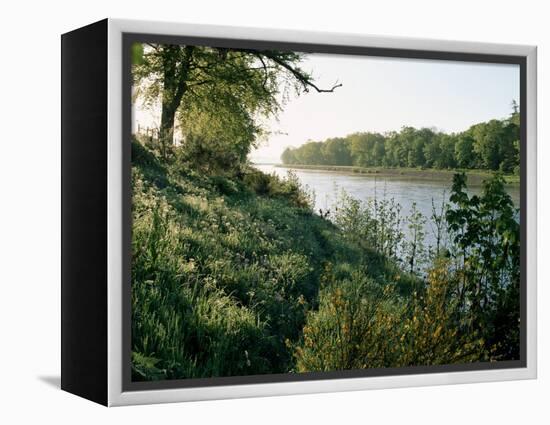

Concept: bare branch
[[257, 55, 270, 91], [145, 43, 160, 51], [188, 79, 215, 87], [251, 51, 343, 93]]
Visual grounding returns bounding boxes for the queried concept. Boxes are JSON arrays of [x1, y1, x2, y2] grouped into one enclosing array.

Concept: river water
[[254, 164, 520, 250]]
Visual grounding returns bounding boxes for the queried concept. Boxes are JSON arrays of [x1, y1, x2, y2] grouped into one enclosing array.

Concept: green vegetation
[[282, 104, 520, 175], [132, 139, 519, 380], [132, 42, 341, 165], [130, 41, 520, 381], [292, 171, 519, 370], [131, 139, 417, 379]]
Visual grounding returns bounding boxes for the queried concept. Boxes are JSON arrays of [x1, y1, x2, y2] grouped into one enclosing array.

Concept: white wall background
[[0, 0, 546, 422]]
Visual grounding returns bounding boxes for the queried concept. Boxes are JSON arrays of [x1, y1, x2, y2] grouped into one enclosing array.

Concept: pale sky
[[250, 54, 519, 163]]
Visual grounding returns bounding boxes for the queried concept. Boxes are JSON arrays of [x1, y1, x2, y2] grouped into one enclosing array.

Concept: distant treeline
[[281, 107, 520, 174]]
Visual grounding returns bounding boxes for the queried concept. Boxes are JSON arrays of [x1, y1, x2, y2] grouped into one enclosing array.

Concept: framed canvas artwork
[[61, 18, 537, 406]]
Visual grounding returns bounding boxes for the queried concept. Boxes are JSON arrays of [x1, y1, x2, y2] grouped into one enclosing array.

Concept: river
[[254, 163, 520, 250]]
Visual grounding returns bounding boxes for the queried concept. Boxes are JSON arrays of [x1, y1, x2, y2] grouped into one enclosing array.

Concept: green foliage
[[455, 133, 476, 168], [133, 43, 340, 168], [132, 352, 165, 380], [395, 260, 487, 366], [241, 169, 315, 209], [281, 107, 520, 174], [132, 140, 520, 380], [131, 185, 271, 379], [293, 172, 519, 371], [403, 202, 428, 275], [445, 172, 520, 359], [471, 120, 505, 170], [321, 137, 352, 165], [293, 259, 486, 371], [131, 141, 391, 379], [333, 188, 404, 262], [348, 132, 386, 167], [131, 42, 144, 66], [293, 267, 403, 371], [130, 39, 520, 380]]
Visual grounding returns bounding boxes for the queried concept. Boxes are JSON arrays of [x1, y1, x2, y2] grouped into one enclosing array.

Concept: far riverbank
[[275, 164, 520, 186]]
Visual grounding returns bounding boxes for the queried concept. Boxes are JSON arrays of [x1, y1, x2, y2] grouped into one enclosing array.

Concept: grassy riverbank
[[132, 140, 519, 380], [131, 140, 419, 380], [130, 42, 520, 382], [276, 164, 520, 185]]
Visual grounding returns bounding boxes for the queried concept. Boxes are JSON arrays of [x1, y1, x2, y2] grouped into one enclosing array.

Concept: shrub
[[445, 172, 520, 359], [242, 169, 315, 210], [242, 169, 272, 195], [396, 259, 487, 366], [333, 189, 404, 261], [293, 260, 487, 371], [293, 265, 404, 371]]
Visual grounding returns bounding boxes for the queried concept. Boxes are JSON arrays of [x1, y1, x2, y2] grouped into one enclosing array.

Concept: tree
[[438, 134, 457, 169], [384, 132, 404, 167], [176, 71, 264, 169], [281, 114, 518, 174], [471, 120, 505, 170], [455, 133, 476, 169], [407, 136, 426, 168], [423, 134, 441, 168], [299, 141, 325, 165], [500, 105, 520, 173], [133, 43, 342, 154], [510, 99, 519, 117], [321, 138, 352, 166], [371, 136, 386, 166], [348, 133, 372, 166], [281, 147, 297, 165]]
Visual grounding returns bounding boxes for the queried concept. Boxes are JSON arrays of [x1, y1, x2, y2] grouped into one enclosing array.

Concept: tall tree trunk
[[159, 101, 177, 157], [159, 45, 194, 152]]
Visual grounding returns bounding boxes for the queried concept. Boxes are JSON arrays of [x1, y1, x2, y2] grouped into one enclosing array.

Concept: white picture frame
[[61, 18, 537, 406]]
